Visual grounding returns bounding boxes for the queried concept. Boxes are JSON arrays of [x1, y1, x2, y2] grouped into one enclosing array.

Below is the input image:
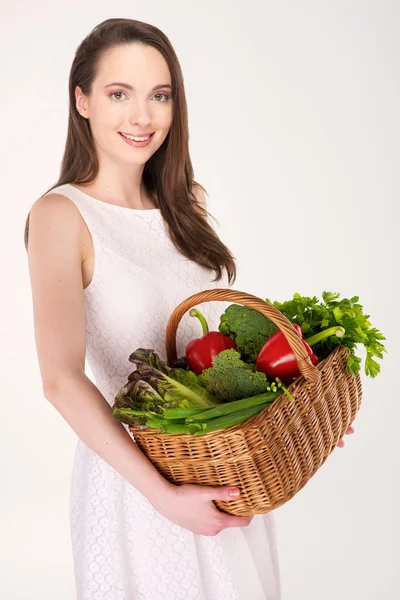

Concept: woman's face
[[76, 43, 174, 165]]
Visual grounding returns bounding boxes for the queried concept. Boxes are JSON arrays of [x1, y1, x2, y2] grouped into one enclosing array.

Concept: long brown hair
[[24, 18, 236, 284]]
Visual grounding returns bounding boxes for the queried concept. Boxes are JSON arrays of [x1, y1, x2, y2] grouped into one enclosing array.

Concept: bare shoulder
[[27, 192, 86, 260], [29, 192, 82, 227]]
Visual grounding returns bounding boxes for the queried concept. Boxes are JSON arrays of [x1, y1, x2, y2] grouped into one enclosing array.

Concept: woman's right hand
[[151, 483, 254, 536]]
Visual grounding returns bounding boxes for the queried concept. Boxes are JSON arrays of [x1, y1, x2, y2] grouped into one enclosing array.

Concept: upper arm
[[27, 193, 87, 393]]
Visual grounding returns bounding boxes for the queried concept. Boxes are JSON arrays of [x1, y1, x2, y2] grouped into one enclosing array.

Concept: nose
[[128, 99, 153, 127]]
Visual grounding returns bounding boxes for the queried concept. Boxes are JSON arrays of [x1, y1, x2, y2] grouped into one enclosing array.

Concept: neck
[[81, 155, 154, 209]]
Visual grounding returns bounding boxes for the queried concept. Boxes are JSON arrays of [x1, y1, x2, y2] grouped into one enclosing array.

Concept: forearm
[[44, 373, 172, 506]]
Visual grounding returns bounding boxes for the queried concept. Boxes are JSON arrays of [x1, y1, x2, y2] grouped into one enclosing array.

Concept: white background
[[1, 1, 399, 598]]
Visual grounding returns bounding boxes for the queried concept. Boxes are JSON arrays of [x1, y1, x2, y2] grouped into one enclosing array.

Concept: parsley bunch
[[265, 291, 387, 378]]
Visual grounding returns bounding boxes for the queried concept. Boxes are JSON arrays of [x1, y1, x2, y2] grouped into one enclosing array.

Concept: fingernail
[[230, 489, 240, 497]]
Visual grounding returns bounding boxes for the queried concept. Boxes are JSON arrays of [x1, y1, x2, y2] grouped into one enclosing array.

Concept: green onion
[[189, 402, 270, 436], [160, 407, 207, 420], [114, 408, 159, 419], [145, 417, 185, 428], [185, 390, 280, 423], [148, 420, 205, 435]]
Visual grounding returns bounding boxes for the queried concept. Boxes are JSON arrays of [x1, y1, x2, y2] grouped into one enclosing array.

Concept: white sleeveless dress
[[48, 183, 281, 600]]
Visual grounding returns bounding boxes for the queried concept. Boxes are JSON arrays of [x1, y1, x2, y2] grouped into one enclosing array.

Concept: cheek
[[155, 103, 173, 127], [91, 102, 120, 130]]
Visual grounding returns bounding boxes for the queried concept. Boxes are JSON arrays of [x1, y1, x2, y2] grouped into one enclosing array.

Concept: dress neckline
[[67, 183, 161, 214]]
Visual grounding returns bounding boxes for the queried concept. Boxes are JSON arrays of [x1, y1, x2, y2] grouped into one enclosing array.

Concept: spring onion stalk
[[160, 407, 207, 420], [185, 390, 281, 423], [145, 417, 185, 428], [114, 408, 159, 419], [189, 403, 270, 436], [147, 420, 206, 435]]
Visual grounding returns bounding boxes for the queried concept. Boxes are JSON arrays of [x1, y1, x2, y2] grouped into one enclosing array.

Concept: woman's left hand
[[337, 426, 355, 448]]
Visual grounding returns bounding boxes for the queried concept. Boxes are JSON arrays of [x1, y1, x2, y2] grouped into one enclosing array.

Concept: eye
[[109, 91, 171, 102], [109, 91, 127, 101], [153, 92, 171, 102]]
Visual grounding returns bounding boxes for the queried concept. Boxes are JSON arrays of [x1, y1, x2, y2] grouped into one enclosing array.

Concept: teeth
[[120, 132, 151, 141]]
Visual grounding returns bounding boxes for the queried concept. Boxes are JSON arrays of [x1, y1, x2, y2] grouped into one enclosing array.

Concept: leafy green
[[129, 348, 220, 407], [265, 291, 387, 378], [113, 348, 221, 426], [112, 379, 165, 426], [199, 348, 269, 402], [218, 304, 279, 363]]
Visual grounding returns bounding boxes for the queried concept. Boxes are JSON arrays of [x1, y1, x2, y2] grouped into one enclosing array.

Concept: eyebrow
[[104, 82, 173, 92]]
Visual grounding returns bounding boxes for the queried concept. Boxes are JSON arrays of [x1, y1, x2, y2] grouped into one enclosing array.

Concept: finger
[[337, 439, 345, 448], [345, 426, 355, 435], [205, 486, 242, 502]]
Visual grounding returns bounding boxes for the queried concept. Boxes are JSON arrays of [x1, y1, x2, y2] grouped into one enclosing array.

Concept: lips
[[119, 132, 155, 138]]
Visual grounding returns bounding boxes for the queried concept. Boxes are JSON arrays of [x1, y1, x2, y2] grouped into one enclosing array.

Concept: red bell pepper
[[256, 323, 345, 385], [186, 308, 237, 374]]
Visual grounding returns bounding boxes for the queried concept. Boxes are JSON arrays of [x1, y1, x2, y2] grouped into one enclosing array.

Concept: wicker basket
[[129, 289, 362, 516]]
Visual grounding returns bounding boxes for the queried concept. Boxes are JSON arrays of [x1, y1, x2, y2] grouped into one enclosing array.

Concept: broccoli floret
[[219, 304, 279, 363], [199, 348, 268, 402]]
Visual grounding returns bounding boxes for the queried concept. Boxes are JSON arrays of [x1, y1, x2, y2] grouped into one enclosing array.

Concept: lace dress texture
[[48, 183, 281, 600]]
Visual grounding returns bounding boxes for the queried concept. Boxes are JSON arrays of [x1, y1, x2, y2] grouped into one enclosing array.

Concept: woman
[[25, 17, 352, 600]]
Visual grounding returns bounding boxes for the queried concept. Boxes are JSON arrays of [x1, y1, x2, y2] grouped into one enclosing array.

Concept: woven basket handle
[[165, 288, 321, 386]]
